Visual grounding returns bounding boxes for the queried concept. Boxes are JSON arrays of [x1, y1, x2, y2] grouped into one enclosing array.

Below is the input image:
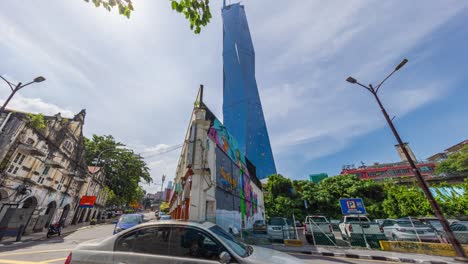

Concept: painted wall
[[207, 118, 264, 232]]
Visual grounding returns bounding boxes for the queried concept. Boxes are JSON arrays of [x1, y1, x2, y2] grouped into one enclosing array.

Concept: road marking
[[0, 249, 72, 257], [40, 257, 67, 263], [0, 259, 39, 264]]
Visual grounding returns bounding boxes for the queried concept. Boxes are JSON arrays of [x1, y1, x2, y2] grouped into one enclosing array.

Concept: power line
[[141, 144, 183, 159]]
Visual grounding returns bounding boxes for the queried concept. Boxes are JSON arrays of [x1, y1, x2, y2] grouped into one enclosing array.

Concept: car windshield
[[254, 220, 265, 224], [209, 225, 248, 258], [346, 217, 369, 222], [119, 215, 141, 224]]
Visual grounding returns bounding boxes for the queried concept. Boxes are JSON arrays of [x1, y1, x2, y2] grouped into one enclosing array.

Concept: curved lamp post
[[0, 75, 46, 112], [346, 59, 467, 262]]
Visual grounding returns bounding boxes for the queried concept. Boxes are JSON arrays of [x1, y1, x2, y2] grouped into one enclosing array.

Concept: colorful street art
[[210, 119, 262, 231], [208, 118, 247, 174]]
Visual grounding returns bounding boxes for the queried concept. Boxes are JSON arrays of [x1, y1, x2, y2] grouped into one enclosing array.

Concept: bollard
[[16, 225, 24, 242]]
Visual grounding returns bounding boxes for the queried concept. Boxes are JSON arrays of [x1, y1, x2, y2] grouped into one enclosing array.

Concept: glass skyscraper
[[222, 3, 276, 179]]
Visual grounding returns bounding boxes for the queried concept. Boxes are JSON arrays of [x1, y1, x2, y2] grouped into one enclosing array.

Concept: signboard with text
[[79, 196, 97, 208], [339, 198, 366, 215]]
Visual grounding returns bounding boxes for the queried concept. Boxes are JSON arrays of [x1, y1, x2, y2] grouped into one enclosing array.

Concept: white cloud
[[1, 93, 75, 117]]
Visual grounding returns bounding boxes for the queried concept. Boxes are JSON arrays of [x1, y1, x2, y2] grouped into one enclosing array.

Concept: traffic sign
[[339, 198, 366, 215]]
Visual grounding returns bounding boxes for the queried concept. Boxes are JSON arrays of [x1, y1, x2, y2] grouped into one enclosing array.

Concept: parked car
[[303, 215, 335, 245], [449, 222, 468, 244], [113, 214, 144, 234], [330, 219, 340, 231], [65, 221, 305, 264], [419, 218, 444, 232], [159, 215, 172, 221], [295, 220, 302, 228], [381, 218, 439, 242], [374, 219, 385, 226], [267, 217, 295, 241], [339, 215, 386, 248], [253, 220, 267, 233]]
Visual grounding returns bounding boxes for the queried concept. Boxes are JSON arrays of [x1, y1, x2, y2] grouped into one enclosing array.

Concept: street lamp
[[346, 59, 468, 262], [0, 75, 46, 113]]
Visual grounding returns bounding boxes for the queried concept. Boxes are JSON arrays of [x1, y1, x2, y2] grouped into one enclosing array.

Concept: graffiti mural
[[208, 118, 247, 173], [210, 118, 263, 231]]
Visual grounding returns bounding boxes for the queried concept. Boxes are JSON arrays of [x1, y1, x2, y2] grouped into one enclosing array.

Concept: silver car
[[65, 220, 305, 264], [267, 217, 296, 241], [382, 218, 439, 242]]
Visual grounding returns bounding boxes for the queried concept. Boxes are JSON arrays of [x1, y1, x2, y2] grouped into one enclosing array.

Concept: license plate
[[272, 227, 281, 230]]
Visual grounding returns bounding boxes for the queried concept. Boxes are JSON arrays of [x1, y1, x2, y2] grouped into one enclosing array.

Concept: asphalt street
[[0, 212, 397, 264]]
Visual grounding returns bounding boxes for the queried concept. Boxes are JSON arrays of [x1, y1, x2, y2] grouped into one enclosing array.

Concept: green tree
[[436, 145, 468, 176], [265, 174, 293, 198], [302, 175, 386, 219], [83, 0, 212, 34], [26, 113, 46, 130], [382, 183, 432, 218], [431, 180, 468, 217], [85, 134, 152, 207], [264, 174, 307, 221]]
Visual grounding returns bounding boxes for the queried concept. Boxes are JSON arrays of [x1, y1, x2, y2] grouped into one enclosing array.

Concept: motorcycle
[[46, 223, 62, 238]]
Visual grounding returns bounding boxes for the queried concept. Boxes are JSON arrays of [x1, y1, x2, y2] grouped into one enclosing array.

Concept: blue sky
[[1, 1, 467, 192]]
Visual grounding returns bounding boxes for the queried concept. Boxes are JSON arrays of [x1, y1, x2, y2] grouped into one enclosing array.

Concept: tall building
[[394, 143, 417, 162], [222, 3, 276, 179]]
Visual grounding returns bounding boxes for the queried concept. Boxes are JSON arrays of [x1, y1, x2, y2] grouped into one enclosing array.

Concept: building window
[[43, 166, 51, 175], [63, 140, 74, 152], [57, 175, 66, 190], [37, 176, 45, 184], [8, 152, 27, 175]]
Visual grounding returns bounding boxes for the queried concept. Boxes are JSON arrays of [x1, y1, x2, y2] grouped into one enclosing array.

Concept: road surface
[[0, 213, 396, 264]]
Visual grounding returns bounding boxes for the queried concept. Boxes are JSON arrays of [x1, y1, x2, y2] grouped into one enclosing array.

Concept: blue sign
[[340, 198, 366, 215]]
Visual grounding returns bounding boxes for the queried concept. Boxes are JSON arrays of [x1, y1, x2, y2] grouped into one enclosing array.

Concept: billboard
[[79, 196, 97, 208]]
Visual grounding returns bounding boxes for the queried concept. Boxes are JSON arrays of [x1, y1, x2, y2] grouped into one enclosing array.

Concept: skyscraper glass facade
[[222, 3, 276, 179]]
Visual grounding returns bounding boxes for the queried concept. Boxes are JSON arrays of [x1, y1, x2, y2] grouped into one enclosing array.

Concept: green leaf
[[171, 1, 178, 10]]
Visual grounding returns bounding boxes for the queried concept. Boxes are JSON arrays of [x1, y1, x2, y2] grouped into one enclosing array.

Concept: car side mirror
[[112, 220, 118, 224], [219, 251, 231, 264]]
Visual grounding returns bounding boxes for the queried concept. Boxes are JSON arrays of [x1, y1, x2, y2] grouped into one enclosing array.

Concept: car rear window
[[396, 220, 426, 227], [346, 217, 369, 222], [308, 217, 327, 223], [269, 218, 284, 225]]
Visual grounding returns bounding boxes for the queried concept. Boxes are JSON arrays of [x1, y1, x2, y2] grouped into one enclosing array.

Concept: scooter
[[46, 223, 61, 238]]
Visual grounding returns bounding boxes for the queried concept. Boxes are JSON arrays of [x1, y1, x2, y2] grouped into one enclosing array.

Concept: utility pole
[[346, 59, 468, 262]]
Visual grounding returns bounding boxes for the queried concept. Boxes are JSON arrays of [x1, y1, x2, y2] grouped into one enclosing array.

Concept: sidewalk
[[0, 222, 106, 246], [262, 244, 460, 264]]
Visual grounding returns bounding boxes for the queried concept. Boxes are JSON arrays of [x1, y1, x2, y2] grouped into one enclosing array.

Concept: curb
[[284, 250, 450, 264], [0, 224, 101, 248]]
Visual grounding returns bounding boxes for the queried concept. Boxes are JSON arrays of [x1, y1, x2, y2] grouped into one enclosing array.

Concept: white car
[[65, 220, 305, 264]]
